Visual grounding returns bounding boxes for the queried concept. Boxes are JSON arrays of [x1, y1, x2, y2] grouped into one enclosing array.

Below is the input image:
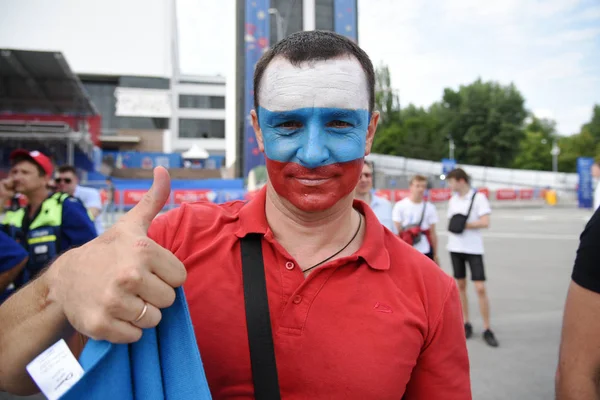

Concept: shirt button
[[293, 295, 302, 304], [285, 261, 295, 270]]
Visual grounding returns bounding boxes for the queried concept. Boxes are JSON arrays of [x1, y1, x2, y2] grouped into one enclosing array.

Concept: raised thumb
[[125, 166, 171, 232]]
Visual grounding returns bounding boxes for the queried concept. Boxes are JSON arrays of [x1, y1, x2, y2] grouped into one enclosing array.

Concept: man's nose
[[296, 122, 330, 169]]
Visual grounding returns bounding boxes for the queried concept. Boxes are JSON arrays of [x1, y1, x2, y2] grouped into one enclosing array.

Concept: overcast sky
[[1, 0, 598, 135]]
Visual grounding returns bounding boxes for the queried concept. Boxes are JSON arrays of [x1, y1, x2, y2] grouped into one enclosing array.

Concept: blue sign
[[577, 157, 594, 209], [243, 0, 270, 177], [441, 158, 457, 176], [335, 0, 358, 41]]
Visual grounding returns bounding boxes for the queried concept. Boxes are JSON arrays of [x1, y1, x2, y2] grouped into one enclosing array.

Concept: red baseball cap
[[9, 149, 54, 177]]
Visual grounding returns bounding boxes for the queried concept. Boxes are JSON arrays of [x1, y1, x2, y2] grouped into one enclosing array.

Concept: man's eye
[[327, 120, 353, 128], [277, 121, 302, 129]]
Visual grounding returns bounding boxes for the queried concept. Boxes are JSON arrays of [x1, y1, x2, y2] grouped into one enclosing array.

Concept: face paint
[[257, 57, 371, 211], [265, 159, 364, 212], [259, 57, 369, 112]]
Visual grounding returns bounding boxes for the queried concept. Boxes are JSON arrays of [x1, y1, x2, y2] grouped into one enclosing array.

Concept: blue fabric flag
[[60, 287, 212, 399]]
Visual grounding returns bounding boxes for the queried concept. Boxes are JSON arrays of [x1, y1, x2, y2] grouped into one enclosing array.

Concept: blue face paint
[[258, 106, 370, 169]]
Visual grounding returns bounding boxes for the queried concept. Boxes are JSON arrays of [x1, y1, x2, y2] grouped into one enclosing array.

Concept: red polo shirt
[[148, 187, 470, 399]]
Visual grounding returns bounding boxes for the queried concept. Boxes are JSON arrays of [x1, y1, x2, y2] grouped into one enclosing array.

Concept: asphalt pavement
[[1, 204, 590, 400], [435, 205, 589, 399]]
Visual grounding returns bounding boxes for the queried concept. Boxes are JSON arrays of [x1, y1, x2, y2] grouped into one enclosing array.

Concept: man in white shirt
[[392, 174, 439, 263], [446, 168, 498, 347], [592, 159, 600, 211], [56, 165, 103, 234], [354, 160, 395, 232]]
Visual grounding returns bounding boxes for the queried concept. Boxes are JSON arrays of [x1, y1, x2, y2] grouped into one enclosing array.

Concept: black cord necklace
[[302, 211, 363, 274]]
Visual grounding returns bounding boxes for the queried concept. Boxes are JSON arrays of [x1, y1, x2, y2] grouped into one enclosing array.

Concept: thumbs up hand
[[46, 167, 187, 343]]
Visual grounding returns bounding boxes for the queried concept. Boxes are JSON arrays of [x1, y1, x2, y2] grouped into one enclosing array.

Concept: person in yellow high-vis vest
[[0, 149, 97, 297]]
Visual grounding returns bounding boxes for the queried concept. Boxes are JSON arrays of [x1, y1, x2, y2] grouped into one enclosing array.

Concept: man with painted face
[[0, 32, 470, 399]]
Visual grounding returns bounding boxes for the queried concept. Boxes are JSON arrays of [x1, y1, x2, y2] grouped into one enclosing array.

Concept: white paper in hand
[[26, 338, 84, 400]]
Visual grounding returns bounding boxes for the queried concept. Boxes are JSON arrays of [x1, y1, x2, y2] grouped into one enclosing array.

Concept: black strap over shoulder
[[418, 201, 427, 227], [466, 190, 477, 219], [240, 234, 281, 400]]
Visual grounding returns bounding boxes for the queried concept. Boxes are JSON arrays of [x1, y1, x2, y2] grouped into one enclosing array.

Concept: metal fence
[[366, 153, 579, 199]]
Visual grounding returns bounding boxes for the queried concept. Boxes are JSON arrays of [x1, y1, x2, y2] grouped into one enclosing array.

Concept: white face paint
[[258, 57, 369, 112]]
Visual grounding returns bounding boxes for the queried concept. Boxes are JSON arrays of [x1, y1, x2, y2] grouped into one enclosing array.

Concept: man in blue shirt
[[0, 149, 97, 290], [0, 230, 28, 304], [354, 160, 396, 233]]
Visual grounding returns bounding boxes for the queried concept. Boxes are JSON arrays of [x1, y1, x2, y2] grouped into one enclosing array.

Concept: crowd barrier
[[101, 188, 248, 210], [97, 178, 246, 211], [101, 186, 545, 211], [373, 187, 543, 204], [3, 186, 546, 211]]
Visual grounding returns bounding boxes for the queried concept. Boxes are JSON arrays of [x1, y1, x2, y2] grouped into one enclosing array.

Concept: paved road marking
[[491, 214, 591, 222], [438, 231, 579, 240], [523, 215, 546, 221]]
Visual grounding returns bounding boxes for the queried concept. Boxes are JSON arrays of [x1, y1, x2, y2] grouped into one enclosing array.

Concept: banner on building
[[243, 0, 270, 177], [334, 0, 358, 41], [115, 87, 171, 118], [577, 157, 594, 209]]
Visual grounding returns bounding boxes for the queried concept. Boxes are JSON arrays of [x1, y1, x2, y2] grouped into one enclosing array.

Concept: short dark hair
[[446, 168, 470, 184], [410, 174, 428, 184], [253, 30, 375, 113], [11, 156, 45, 177], [363, 160, 374, 170], [58, 165, 77, 175]]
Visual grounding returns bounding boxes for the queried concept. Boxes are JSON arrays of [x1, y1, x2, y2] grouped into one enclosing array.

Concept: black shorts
[[450, 252, 486, 281], [424, 251, 434, 261]]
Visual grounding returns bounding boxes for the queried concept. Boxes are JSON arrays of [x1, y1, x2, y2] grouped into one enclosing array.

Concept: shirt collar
[[369, 193, 385, 208], [235, 187, 390, 271], [234, 186, 270, 238], [458, 188, 475, 199]]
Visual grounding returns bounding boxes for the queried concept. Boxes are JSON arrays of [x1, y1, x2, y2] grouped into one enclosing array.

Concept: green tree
[[557, 128, 597, 172], [371, 123, 404, 155], [582, 105, 600, 143], [512, 116, 556, 170], [442, 79, 527, 167], [552, 105, 600, 172], [374, 63, 401, 127], [399, 104, 447, 160], [372, 64, 404, 156], [372, 103, 447, 161], [512, 131, 552, 170]]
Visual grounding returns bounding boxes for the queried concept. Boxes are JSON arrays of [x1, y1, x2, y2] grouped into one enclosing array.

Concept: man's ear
[[251, 110, 265, 152], [364, 111, 380, 156]]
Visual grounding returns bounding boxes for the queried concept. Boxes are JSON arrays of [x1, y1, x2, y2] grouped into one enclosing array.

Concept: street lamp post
[[268, 8, 284, 42], [449, 137, 455, 160], [551, 139, 560, 173], [168, 0, 180, 153]]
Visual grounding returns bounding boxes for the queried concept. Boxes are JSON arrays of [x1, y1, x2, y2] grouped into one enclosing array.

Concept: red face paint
[[266, 158, 364, 212]]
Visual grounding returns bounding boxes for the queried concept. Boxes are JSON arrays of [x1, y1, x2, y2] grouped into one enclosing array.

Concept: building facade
[[1, 0, 358, 176], [80, 74, 226, 160], [80, 75, 226, 166]]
